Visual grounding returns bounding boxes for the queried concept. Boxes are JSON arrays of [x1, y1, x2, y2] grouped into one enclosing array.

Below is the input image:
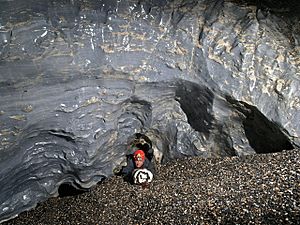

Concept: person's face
[[134, 158, 145, 168]]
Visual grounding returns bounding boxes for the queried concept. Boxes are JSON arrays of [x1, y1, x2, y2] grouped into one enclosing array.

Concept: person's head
[[133, 150, 145, 168]]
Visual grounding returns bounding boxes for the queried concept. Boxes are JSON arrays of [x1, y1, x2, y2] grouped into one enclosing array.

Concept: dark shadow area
[[127, 133, 153, 161], [226, 96, 294, 154], [175, 80, 214, 136], [58, 183, 88, 198], [228, 0, 300, 16], [49, 130, 76, 143], [243, 104, 294, 154], [130, 133, 153, 157]]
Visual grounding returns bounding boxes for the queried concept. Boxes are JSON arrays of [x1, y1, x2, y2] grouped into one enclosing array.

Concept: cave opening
[[58, 183, 88, 198], [175, 81, 214, 136], [225, 96, 294, 154], [243, 104, 294, 154]]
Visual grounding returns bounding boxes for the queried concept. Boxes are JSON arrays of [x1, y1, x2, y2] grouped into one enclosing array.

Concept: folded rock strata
[[0, 0, 299, 222]]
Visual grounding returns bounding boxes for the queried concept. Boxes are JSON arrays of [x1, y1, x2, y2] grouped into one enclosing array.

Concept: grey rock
[[0, 0, 299, 222]]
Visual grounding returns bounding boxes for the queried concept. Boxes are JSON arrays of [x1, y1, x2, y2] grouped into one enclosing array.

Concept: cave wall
[[0, 0, 299, 222]]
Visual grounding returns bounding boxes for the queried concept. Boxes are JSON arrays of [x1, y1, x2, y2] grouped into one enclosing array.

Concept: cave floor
[[4, 149, 300, 225]]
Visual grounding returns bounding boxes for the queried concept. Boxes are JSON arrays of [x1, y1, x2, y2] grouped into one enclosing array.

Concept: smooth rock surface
[[0, 0, 299, 222]]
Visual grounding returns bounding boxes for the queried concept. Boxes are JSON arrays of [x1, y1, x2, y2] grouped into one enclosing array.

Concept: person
[[131, 150, 154, 185], [119, 149, 154, 186], [128, 133, 153, 162]]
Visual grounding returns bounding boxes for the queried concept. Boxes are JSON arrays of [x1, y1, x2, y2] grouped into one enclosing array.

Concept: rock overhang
[[0, 0, 299, 222]]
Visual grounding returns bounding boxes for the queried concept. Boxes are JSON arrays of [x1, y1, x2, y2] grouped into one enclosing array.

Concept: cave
[[58, 183, 88, 198], [0, 0, 299, 223], [175, 81, 214, 136], [242, 104, 294, 154]]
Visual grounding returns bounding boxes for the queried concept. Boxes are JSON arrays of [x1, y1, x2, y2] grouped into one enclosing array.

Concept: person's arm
[[145, 147, 153, 162], [143, 158, 155, 174], [120, 158, 135, 182]]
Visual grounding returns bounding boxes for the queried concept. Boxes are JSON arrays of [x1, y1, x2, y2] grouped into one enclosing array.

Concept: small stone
[[22, 105, 33, 113]]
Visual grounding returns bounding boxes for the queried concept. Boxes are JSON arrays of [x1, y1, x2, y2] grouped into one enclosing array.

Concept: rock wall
[[0, 0, 299, 222]]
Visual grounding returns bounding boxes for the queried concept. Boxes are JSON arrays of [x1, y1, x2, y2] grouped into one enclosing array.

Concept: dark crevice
[[58, 183, 88, 198], [226, 96, 294, 154], [175, 81, 214, 136], [48, 130, 76, 142], [127, 132, 153, 161], [243, 105, 294, 154]]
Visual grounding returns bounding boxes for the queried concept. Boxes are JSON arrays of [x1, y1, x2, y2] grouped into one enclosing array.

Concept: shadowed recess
[[58, 183, 88, 198], [226, 96, 294, 154], [175, 81, 214, 136], [242, 104, 294, 154]]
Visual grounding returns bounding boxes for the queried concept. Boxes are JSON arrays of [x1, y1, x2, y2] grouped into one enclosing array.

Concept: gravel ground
[[3, 149, 300, 225]]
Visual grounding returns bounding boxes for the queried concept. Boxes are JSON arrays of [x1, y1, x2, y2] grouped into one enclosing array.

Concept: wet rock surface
[[0, 0, 300, 222], [4, 149, 300, 224]]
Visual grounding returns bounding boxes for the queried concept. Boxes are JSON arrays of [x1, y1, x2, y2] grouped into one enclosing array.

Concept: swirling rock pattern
[[0, 0, 299, 222]]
